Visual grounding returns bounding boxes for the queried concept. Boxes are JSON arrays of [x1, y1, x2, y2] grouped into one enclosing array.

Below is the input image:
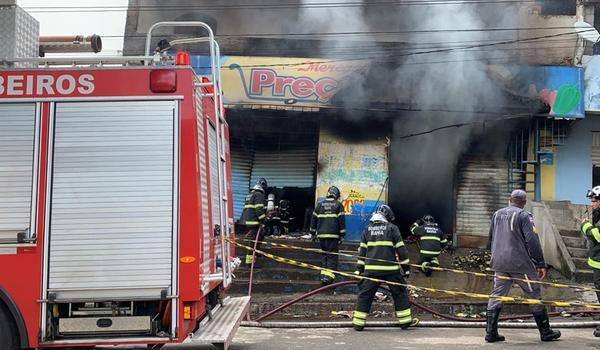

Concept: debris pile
[[452, 250, 491, 272]]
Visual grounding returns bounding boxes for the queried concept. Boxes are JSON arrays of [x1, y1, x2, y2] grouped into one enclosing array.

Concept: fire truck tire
[[0, 302, 19, 350]]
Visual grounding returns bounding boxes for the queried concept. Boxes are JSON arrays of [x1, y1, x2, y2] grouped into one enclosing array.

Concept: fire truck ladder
[[145, 22, 233, 290]]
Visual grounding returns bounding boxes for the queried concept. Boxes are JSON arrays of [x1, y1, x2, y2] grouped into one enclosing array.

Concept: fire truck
[[0, 22, 248, 349]]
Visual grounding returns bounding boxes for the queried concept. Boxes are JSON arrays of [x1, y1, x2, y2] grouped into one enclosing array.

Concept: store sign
[[488, 64, 584, 118], [192, 56, 369, 107]]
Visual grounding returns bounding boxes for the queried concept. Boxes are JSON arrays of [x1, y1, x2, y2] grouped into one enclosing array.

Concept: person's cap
[[510, 189, 527, 201]]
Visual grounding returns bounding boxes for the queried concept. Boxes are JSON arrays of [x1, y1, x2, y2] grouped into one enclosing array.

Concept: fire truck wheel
[[0, 303, 19, 350]]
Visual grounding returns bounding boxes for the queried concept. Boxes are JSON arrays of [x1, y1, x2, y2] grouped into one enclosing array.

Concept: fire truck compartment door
[[0, 103, 36, 244], [47, 101, 176, 300]]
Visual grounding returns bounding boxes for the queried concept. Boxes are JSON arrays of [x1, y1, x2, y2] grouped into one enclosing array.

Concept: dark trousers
[[244, 226, 264, 264], [353, 272, 413, 327], [319, 238, 339, 283]]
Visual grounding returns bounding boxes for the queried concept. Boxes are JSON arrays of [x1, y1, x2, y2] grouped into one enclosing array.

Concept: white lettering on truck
[[0, 74, 96, 96]]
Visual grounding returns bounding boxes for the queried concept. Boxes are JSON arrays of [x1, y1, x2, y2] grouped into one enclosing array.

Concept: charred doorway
[[228, 109, 319, 234]]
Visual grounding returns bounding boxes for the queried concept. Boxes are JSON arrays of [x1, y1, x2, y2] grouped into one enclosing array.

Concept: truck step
[[188, 296, 250, 350]]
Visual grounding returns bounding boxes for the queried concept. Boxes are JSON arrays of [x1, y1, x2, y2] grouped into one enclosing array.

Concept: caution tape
[[234, 237, 600, 294]]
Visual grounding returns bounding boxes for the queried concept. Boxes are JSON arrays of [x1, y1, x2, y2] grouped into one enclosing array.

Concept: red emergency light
[[176, 51, 191, 65]]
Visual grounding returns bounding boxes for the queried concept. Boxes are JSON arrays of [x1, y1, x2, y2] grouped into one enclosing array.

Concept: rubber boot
[[533, 309, 561, 342], [484, 308, 505, 343], [594, 325, 600, 337]]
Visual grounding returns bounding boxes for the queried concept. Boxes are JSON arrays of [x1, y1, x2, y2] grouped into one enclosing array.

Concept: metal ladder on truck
[[145, 22, 245, 350]]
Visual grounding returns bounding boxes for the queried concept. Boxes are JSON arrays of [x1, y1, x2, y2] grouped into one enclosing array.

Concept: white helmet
[[587, 186, 600, 199]]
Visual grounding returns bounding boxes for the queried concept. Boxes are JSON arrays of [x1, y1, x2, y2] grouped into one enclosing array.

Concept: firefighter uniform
[[310, 195, 345, 285], [352, 210, 417, 331], [410, 220, 448, 277], [278, 200, 294, 234], [582, 186, 600, 337], [240, 183, 267, 264]]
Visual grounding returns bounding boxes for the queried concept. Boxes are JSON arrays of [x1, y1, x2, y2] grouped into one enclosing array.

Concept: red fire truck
[[0, 22, 247, 349]]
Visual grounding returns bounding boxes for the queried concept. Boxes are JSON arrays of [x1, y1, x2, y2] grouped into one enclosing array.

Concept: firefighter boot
[[484, 308, 505, 343], [533, 309, 561, 342], [594, 325, 600, 337]]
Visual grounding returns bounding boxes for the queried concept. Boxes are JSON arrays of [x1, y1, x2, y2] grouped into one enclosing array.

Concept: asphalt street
[[163, 327, 600, 350]]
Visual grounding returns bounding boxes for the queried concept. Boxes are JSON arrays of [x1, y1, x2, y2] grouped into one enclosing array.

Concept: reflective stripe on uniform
[[588, 257, 600, 270], [353, 311, 368, 319], [321, 270, 335, 279], [395, 241, 405, 248], [421, 236, 440, 241], [440, 239, 448, 243], [340, 229, 346, 233], [367, 241, 394, 247], [318, 234, 340, 239], [317, 214, 338, 218], [583, 222, 593, 233], [258, 214, 266, 220], [420, 250, 441, 255], [365, 265, 400, 271], [244, 221, 259, 225], [395, 309, 411, 318], [244, 204, 265, 209], [357, 260, 365, 265], [352, 318, 366, 326], [591, 228, 600, 243], [398, 259, 410, 265], [360, 243, 368, 248]]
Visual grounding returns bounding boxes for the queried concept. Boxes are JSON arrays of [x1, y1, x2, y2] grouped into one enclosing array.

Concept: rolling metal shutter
[[47, 101, 176, 299], [250, 141, 317, 188], [0, 104, 36, 242], [455, 158, 509, 242], [231, 142, 253, 220]]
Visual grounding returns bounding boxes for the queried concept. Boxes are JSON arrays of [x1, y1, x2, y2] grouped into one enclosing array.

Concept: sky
[[17, 0, 127, 54]]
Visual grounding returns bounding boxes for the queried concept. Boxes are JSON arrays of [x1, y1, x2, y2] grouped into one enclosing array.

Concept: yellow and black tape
[[235, 237, 600, 294], [230, 239, 600, 310]]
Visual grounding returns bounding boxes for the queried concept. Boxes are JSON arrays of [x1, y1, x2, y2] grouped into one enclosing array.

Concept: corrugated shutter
[[251, 142, 317, 188], [48, 101, 175, 298], [231, 142, 253, 220], [455, 158, 509, 239], [593, 132, 600, 166], [0, 103, 36, 242]]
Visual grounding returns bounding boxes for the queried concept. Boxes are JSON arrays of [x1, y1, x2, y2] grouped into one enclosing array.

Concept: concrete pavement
[[165, 327, 600, 349]]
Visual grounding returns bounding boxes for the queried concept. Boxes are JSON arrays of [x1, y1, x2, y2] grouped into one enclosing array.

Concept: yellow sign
[[220, 56, 369, 107]]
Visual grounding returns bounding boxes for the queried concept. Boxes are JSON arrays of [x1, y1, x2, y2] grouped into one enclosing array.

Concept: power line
[[23, 0, 539, 13], [180, 29, 585, 68]]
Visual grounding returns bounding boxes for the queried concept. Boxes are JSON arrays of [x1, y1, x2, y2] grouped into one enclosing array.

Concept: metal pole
[[534, 118, 541, 201]]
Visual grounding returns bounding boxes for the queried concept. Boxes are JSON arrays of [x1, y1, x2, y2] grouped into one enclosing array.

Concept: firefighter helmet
[[254, 178, 268, 191], [376, 204, 395, 222], [422, 214, 436, 225], [327, 186, 341, 200], [587, 186, 600, 199]]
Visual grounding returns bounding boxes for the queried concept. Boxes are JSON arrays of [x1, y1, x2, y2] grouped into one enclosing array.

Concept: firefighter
[[485, 190, 560, 342], [310, 186, 346, 286], [240, 178, 267, 265], [278, 199, 294, 234], [410, 214, 449, 277], [582, 186, 600, 337], [263, 193, 280, 236], [352, 204, 419, 331]]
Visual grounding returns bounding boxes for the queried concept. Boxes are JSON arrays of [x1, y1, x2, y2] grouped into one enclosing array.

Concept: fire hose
[[242, 241, 600, 328]]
